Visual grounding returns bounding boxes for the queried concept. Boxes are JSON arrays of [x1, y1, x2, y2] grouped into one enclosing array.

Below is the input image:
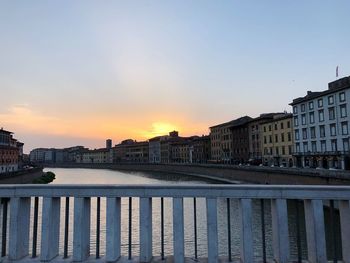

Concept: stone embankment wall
[[0, 167, 44, 184], [43, 163, 350, 185]]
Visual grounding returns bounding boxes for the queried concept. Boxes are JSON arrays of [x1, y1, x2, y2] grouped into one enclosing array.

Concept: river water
[[39, 168, 339, 261]]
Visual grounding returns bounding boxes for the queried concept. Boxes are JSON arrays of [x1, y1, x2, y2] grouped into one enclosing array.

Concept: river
[[40, 168, 339, 261]]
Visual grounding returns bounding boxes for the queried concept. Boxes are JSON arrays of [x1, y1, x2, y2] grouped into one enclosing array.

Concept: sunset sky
[[1, 1, 350, 152]]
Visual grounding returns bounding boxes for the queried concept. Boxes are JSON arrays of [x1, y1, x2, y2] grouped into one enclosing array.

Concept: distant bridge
[[0, 184, 349, 263]]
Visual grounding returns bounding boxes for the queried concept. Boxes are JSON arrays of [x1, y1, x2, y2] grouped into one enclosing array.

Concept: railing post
[[271, 199, 289, 263], [73, 197, 91, 262], [173, 198, 184, 263], [339, 200, 350, 263], [9, 197, 31, 260], [40, 197, 61, 262], [207, 198, 218, 263], [304, 199, 327, 263], [140, 197, 152, 262], [106, 197, 121, 262], [239, 198, 253, 263]]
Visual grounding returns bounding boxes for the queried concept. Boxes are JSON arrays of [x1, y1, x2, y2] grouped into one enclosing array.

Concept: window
[[329, 107, 335, 120], [275, 134, 278, 143], [340, 92, 346, 102], [342, 121, 348, 135], [269, 135, 272, 143], [281, 133, 285, 142], [275, 147, 279, 155], [330, 123, 336, 136], [280, 122, 284, 129], [287, 121, 290, 128], [294, 117, 299, 127], [310, 127, 316, 139], [340, 104, 347, 118], [343, 139, 349, 152], [321, 140, 326, 152], [295, 130, 300, 140], [282, 146, 285, 155], [288, 132, 291, 141], [320, 125, 325, 138], [264, 126, 266, 132], [264, 136, 267, 144], [303, 142, 308, 153], [328, 95, 334, 105], [311, 141, 317, 152], [302, 128, 307, 140], [269, 125, 272, 132], [309, 112, 314, 124], [318, 110, 324, 122], [301, 114, 306, 125], [331, 139, 338, 152], [301, 104, 306, 112], [318, 98, 323, 108], [293, 106, 298, 114], [296, 143, 300, 153], [288, 145, 292, 155], [275, 124, 278, 130], [309, 101, 314, 110]]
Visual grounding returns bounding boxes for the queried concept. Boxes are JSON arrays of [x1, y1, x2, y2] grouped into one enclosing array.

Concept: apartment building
[[230, 116, 253, 164], [112, 140, 149, 163], [290, 76, 350, 169], [192, 135, 211, 163], [0, 128, 23, 173], [262, 113, 294, 167], [209, 121, 234, 163]]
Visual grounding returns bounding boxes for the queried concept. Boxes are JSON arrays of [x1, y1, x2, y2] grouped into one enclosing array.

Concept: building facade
[[230, 116, 253, 164], [262, 113, 294, 167], [0, 128, 23, 173], [192, 135, 211, 163], [290, 76, 350, 169], [209, 122, 234, 163]]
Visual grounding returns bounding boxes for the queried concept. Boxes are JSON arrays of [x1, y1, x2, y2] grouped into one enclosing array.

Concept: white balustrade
[[0, 184, 349, 262]]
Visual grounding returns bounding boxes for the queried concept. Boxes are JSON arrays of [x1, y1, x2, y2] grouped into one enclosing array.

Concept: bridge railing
[[0, 184, 350, 263]]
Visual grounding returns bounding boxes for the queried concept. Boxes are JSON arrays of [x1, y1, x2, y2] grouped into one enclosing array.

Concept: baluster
[[173, 198, 184, 263], [73, 197, 91, 262], [9, 197, 31, 260], [128, 197, 132, 260], [41, 197, 61, 262], [207, 198, 218, 263], [339, 200, 350, 263], [271, 199, 290, 263], [239, 198, 253, 263], [106, 197, 121, 262], [260, 199, 266, 263], [329, 200, 337, 263], [140, 197, 152, 262], [304, 199, 327, 263]]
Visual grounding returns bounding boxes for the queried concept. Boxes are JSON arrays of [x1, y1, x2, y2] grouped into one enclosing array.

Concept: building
[[192, 135, 211, 163], [209, 121, 234, 163], [106, 139, 112, 149], [290, 76, 350, 169], [0, 128, 23, 173], [230, 116, 253, 164], [30, 146, 88, 164], [78, 148, 111, 163], [112, 140, 149, 163], [149, 131, 179, 163], [261, 113, 294, 167], [248, 113, 284, 164]]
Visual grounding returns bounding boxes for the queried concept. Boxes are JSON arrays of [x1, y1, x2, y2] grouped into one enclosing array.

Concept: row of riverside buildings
[[0, 128, 24, 174], [30, 76, 350, 170]]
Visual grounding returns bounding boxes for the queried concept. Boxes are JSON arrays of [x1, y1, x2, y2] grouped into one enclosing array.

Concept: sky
[[1, 1, 350, 153]]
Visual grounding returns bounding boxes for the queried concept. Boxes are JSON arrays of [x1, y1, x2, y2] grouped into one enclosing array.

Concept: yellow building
[[209, 122, 233, 163], [262, 113, 294, 167]]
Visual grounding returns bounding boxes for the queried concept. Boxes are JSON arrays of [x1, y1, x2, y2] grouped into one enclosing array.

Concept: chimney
[[307, 91, 312, 95]]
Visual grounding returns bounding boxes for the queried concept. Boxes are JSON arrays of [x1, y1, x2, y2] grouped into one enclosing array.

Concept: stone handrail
[[0, 184, 349, 263]]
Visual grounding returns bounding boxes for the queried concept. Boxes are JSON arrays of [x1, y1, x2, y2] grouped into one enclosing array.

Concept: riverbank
[[0, 167, 45, 184], [43, 163, 350, 185]]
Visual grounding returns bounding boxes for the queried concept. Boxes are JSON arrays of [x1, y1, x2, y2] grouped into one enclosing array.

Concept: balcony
[[0, 184, 349, 263]]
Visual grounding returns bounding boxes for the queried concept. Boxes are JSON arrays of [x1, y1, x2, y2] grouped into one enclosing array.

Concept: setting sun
[[140, 122, 179, 139]]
